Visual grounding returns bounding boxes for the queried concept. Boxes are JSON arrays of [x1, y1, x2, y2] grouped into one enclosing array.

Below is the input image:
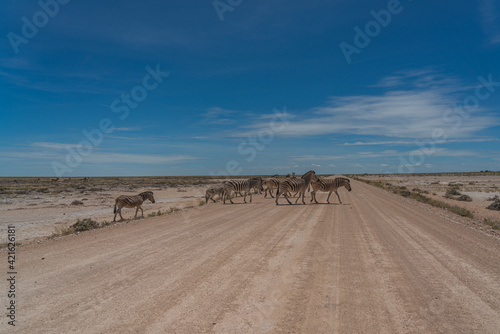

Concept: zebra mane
[[301, 170, 316, 179], [335, 177, 350, 183], [139, 191, 153, 198]]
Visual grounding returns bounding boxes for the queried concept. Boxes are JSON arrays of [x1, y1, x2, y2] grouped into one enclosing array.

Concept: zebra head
[[140, 191, 155, 203], [302, 170, 319, 184], [344, 179, 352, 192], [249, 177, 264, 191]]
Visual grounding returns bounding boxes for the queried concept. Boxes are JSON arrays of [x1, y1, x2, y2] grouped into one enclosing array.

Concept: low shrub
[[444, 188, 461, 198], [484, 218, 500, 230], [72, 218, 100, 232], [486, 200, 500, 211], [456, 194, 472, 202]]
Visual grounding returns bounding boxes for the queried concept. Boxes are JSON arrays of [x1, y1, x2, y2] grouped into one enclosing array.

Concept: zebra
[[205, 185, 226, 203], [249, 177, 264, 194], [223, 177, 263, 204], [113, 191, 156, 221], [263, 174, 298, 198], [276, 170, 319, 205], [263, 175, 281, 198], [310, 177, 352, 204], [285, 172, 303, 197]]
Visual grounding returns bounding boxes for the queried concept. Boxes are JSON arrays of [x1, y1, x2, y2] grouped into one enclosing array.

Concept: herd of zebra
[[112, 171, 351, 221], [205, 170, 352, 205]]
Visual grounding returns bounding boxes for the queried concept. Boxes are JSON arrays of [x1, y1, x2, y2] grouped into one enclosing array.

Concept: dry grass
[[351, 176, 474, 218]]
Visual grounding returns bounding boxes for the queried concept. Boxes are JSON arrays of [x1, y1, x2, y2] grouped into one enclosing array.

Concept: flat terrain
[[3, 178, 500, 333], [358, 173, 500, 224], [0, 177, 216, 242]]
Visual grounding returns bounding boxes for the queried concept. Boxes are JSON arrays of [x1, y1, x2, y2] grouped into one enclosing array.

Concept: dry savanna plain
[[1, 173, 500, 333]]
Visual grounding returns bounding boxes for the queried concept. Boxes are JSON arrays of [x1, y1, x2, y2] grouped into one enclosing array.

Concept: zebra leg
[[327, 191, 332, 204], [249, 191, 252, 203], [335, 190, 342, 204], [275, 190, 280, 205], [113, 211, 118, 222], [284, 192, 292, 205], [311, 190, 317, 203], [134, 207, 139, 218], [140, 206, 144, 217], [119, 209, 124, 221]]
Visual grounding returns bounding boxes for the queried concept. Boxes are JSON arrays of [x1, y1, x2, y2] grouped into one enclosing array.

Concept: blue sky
[[1, 0, 499, 176]]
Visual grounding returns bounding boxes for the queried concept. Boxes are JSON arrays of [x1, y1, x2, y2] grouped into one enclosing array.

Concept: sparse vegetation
[[486, 200, 500, 211], [444, 187, 472, 202], [456, 194, 472, 202], [352, 177, 474, 218], [483, 218, 500, 230], [445, 188, 461, 198], [148, 210, 164, 217], [72, 218, 100, 232], [71, 200, 84, 205], [167, 206, 181, 214]]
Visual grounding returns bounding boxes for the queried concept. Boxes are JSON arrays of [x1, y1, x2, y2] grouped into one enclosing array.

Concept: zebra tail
[[113, 204, 117, 214]]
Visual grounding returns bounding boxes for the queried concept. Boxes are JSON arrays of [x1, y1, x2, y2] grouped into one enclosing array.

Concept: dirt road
[[5, 179, 500, 333]]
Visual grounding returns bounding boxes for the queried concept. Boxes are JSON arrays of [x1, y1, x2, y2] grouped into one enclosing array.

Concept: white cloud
[[32, 142, 80, 149], [114, 127, 142, 132], [342, 138, 499, 146], [81, 153, 197, 164], [235, 69, 498, 139], [8, 144, 198, 165], [291, 148, 479, 162], [201, 107, 240, 125], [479, 0, 500, 44]]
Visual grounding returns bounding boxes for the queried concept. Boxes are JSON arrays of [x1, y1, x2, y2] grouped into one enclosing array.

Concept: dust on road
[[6, 179, 500, 333]]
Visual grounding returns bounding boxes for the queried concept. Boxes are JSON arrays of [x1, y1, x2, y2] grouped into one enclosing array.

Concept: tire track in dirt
[[8, 178, 500, 333]]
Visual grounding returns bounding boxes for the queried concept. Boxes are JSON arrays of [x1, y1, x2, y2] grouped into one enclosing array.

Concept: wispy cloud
[[342, 138, 500, 146], [32, 142, 80, 149], [235, 69, 498, 139], [291, 148, 480, 161], [81, 153, 197, 164], [478, 0, 500, 44], [3, 148, 197, 165], [200, 107, 241, 125], [114, 127, 142, 132]]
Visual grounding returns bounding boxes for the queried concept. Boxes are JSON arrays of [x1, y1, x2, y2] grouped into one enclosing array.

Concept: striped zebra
[[205, 185, 226, 203], [263, 175, 281, 198], [276, 170, 319, 205], [310, 177, 352, 204], [263, 174, 296, 198], [223, 177, 263, 204], [113, 191, 156, 221]]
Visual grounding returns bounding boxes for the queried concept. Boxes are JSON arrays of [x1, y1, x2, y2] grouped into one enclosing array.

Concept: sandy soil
[[360, 174, 500, 224], [0, 180, 213, 242], [2, 177, 500, 333]]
